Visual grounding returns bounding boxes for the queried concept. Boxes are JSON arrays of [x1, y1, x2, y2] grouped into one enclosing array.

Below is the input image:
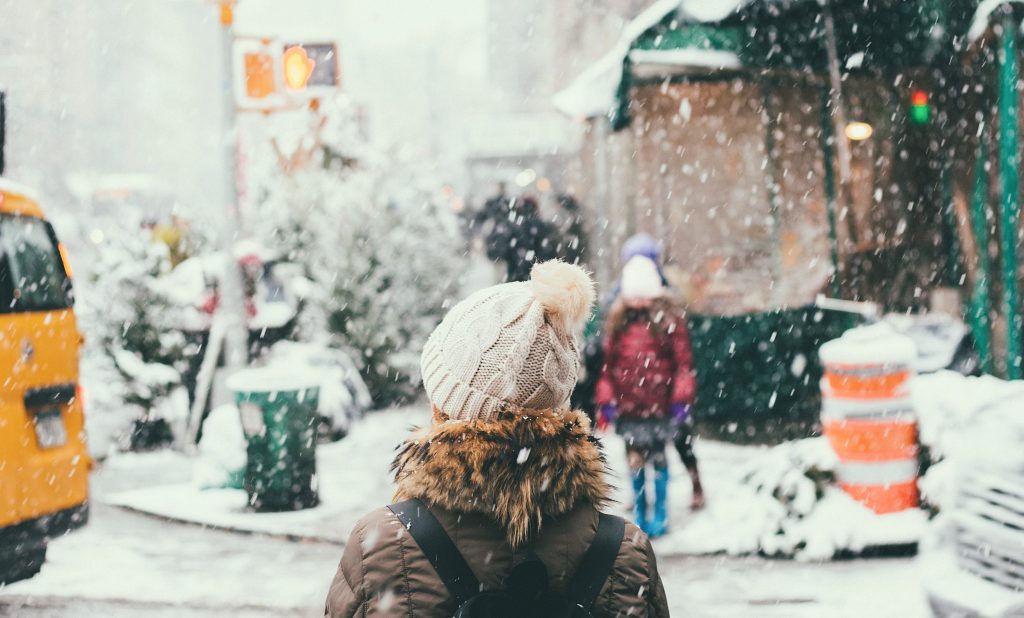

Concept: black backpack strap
[[565, 513, 626, 613], [388, 499, 480, 606]]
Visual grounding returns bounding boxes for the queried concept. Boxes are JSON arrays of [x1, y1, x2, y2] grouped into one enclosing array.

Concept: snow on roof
[[679, 0, 751, 23], [552, 0, 751, 118], [968, 0, 1024, 41], [629, 48, 743, 73], [551, 48, 625, 119], [0, 178, 43, 203]]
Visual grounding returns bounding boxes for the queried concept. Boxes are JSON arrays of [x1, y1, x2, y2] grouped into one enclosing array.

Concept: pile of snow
[[194, 403, 248, 489], [884, 314, 969, 374], [818, 321, 916, 368], [661, 370, 1024, 559], [262, 341, 372, 436], [912, 371, 1024, 510], [660, 437, 926, 560]]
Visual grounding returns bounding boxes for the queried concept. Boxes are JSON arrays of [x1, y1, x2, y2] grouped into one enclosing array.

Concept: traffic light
[[283, 43, 339, 90], [909, 90, 930, 125], [283, 46, 316, 91], [233, 39, 341, 109], [243, 50, 275, 99]]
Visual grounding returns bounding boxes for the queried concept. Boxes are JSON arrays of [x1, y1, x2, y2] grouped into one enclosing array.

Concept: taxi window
[[0, 214, 74, 312]]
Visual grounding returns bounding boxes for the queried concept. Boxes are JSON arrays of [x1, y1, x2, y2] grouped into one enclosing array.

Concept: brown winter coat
[[325, 408, 670, 617]]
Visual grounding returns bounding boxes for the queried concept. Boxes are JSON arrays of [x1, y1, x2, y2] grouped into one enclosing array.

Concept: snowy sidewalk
[[101, 405, 926, 559], [101, 405, 741, 550], [101, 407, 416, 544]]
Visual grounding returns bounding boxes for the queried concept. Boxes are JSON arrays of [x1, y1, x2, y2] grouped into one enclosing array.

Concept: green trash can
[[226, 368, 321, 512]]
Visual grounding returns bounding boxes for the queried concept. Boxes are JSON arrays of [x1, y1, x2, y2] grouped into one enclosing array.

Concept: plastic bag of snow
[[195, 404, 247, 489]]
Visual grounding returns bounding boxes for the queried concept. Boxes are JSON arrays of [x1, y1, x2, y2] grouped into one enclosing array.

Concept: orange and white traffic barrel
[[819, 323, 919, 514]]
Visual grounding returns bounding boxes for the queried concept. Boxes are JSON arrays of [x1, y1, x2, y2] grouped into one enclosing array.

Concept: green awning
[[553, 0, 972, 124], [552, 0, 749, 119]]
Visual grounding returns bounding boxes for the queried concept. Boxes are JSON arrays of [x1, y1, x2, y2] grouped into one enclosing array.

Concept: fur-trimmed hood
[[391, 408, 613, 548]]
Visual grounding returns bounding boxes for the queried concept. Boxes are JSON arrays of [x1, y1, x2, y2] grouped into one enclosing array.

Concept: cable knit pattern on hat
[[421, 260, 596, 421]]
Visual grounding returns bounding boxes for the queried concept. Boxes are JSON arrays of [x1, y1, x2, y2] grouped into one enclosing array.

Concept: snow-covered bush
[[662, 436, 926, 560], [79, 229, 192, 452], [248, 98, 464, 406]]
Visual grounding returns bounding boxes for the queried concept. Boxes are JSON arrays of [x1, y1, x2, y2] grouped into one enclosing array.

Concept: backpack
[[388, 499, 625, 618]]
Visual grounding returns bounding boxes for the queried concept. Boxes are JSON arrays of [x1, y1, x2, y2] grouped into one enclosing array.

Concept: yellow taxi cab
[[0, 179, 89, 584]]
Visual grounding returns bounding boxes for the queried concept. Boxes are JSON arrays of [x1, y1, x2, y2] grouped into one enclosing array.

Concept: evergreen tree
[[249, 98, 464, 406]]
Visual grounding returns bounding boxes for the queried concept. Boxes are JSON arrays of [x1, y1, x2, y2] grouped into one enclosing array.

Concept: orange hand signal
[[283, 46, 316, 91]]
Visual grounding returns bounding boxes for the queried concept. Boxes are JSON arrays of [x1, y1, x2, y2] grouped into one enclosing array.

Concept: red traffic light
[[910, 90, 928, 107]]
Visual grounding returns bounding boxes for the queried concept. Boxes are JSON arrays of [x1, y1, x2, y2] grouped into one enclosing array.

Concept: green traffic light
[[910, 104, 930, 124]]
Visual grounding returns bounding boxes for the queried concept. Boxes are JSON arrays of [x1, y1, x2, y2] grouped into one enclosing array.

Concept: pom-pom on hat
[[420, 260, 596, 421], [620, 256, 665, 301]]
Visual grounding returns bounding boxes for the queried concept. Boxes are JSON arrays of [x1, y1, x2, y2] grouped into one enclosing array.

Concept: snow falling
[[2, 0, 1024, 616]]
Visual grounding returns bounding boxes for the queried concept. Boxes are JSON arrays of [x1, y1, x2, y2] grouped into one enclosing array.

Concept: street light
[[844, 121, 874, 141]]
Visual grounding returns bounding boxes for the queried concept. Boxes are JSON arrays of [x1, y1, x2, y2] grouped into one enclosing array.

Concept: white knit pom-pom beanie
[[620, 255, 665, 301], [420, 260, 596, 421]]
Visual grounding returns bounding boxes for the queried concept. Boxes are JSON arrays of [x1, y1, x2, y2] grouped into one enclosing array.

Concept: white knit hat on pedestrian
[[620, 255, 664, 301], [420, 260, 596, 421]]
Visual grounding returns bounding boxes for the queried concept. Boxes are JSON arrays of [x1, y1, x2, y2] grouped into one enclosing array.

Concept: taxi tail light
[[58, 242, 74, 279]]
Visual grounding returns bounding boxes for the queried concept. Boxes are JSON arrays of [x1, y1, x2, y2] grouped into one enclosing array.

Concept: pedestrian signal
[[283, 46, 315, 91]]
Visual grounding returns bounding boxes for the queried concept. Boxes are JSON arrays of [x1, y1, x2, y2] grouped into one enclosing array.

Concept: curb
[[105, 501, 345, 547]]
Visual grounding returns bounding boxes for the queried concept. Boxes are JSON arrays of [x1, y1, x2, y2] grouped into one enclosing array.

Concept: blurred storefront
[[556, 0, 1024, 434]]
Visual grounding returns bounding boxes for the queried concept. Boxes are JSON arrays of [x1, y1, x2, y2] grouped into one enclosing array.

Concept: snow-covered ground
[[0, 502, 927, 617], [84, 404, 926, 559], [104, 406, 414, 543], [0, 403, 934, 616]]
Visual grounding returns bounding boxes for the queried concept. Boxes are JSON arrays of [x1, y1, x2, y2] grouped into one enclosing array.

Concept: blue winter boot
[[647, 468, 670, 538], [631, 468, 648, 531]]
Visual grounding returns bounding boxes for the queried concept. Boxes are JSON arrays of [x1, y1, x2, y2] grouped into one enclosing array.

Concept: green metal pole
[[763, 83, 785, 307], [970, 128, 994, 375], [941, 156, 962, 288], [999, 10, 1022, 379], [820, 89, 842, 299]]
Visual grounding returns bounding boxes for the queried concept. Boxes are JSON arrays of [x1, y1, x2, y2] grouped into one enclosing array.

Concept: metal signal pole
[[186, 0, 250, 445]]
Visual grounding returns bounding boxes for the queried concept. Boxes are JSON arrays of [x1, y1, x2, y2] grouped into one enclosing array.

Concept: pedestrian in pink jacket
[[596, 255, 703, 537]]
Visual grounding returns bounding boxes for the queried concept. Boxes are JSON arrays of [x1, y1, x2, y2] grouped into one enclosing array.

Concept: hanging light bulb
[[845, 121, 874, 141]]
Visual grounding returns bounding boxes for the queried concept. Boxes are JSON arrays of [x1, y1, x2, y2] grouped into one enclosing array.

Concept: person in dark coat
[[596, 256, 703, 538], [552, 194, 588, 266], [473, 184, 511, 260], [325, 261, 669, 617], [499, 196, 559, 282]]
